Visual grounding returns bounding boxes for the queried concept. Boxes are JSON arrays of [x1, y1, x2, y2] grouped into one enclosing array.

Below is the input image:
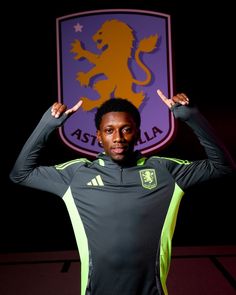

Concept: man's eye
[[105, 129, 113, 134], [123, 127, 131, 133]]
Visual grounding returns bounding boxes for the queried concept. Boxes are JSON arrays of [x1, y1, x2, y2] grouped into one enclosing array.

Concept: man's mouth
[[111, 145, 127, 154]]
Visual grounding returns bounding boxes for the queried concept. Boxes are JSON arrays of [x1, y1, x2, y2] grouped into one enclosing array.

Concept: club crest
[[56, 9, 174, 157], [139, 169, 157, 189]]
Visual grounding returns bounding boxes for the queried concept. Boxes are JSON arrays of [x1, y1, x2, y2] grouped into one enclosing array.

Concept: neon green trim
[[55, 158, 91, 170], [98, 158, 105, 166], [152, 156, 191, 165], [137, 157, 147, 166], [160, 183, 184, 295], [63, 188, 89, 295]]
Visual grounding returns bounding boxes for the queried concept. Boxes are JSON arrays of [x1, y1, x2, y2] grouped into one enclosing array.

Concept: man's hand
[[51, 100, 83, 118], [157, 89, 189, 108]]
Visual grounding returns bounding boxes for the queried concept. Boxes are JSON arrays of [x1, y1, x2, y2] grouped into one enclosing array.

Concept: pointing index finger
[[65, 100, 83, 115], [157, 89, 172, 108]]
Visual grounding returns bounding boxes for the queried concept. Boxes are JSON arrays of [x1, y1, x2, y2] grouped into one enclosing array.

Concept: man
[[10, 90, 235, 295]]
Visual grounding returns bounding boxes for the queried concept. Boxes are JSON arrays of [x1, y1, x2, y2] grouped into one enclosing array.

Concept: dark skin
[[96, 111, 140, 163], [51, 90, 189, 162]]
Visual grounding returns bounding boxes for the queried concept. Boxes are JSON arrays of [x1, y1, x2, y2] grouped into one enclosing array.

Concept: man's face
[[96, 112, 140, 163]]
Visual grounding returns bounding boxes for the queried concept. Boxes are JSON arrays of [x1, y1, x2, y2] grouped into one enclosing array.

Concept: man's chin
[[111, 152, 134, 165], [108, 148, 135, 164], [111, 154, 125, 162]]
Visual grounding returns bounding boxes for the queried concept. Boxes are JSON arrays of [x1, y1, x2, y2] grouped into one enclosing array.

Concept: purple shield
[[56, 9, 174, 157]]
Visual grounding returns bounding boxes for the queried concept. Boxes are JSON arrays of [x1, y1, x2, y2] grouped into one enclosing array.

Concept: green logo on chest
[[139, 169, 157, 189]]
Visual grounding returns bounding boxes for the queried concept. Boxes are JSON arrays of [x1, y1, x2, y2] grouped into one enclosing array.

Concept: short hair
[[95, 98, 141, 130]]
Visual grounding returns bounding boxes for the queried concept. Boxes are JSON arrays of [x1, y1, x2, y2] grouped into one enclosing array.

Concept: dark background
[[2, 1, 236, 252]]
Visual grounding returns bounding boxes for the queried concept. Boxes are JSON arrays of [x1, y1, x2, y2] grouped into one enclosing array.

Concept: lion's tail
[[133, 34, 158, 86]]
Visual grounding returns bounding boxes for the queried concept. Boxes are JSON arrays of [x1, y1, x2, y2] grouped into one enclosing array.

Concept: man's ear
[[96, 130, 101, 143], [135, 129, 141, 143]]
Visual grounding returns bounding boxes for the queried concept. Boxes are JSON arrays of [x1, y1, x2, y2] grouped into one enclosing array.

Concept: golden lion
[[71, 19, 158, 111]]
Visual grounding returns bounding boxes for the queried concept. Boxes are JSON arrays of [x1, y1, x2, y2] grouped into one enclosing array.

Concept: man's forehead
[[101, 111, 136, 125]]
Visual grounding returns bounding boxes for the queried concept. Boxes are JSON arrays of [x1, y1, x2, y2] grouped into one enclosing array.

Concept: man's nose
[[113, 130, 123, 142]]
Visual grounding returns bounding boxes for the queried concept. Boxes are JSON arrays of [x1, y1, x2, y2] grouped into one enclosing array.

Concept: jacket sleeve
[[162, 103, 235, 190], [9, 107, 74, 196]]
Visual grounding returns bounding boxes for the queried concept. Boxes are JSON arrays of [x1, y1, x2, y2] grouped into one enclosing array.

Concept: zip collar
[[96, 151, 147, 168]]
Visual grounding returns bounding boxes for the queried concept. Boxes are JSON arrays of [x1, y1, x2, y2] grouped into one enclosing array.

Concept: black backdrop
[[2, 1, 236, 252]]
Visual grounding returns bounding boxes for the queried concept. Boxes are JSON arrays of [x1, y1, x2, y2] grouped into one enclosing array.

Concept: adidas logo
[[87, 175, 104, 186]]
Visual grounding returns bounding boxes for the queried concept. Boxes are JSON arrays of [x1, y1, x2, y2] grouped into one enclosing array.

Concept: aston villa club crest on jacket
[[56, 9, 174, 157], [139, 169, 157, 189]]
